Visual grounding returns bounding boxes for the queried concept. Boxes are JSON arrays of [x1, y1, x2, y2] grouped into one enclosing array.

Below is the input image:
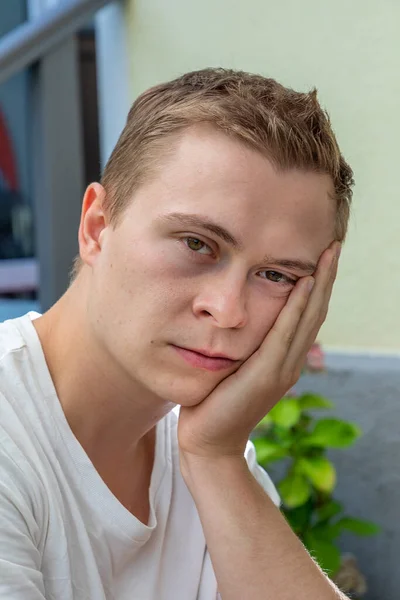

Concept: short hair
[[72, 67, 353, 279]]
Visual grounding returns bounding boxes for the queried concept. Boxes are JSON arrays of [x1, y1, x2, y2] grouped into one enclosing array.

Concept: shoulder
[[0, 314, 29, 358], [0, 314, 50, 527], [0, 387, 48, 499], [0, 312, 41, 383], [0, 312, 48, 442], [0, 410, 47, 545]]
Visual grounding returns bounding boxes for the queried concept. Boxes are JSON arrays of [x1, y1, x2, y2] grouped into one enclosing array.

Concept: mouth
[[171, 345, 239, 372]]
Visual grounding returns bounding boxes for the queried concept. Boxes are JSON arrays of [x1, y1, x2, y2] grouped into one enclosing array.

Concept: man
[[0, 68, 354, 599]]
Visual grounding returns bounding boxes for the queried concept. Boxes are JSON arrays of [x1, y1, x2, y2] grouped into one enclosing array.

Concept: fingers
[[283, 242, 340, 376], [238, 241, 340, 392], [252, 273, 315, 378]]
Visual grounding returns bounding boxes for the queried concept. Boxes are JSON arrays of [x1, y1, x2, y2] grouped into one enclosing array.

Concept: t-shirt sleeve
[[244, 439, 281, 507], [0, 447, 46, 599]]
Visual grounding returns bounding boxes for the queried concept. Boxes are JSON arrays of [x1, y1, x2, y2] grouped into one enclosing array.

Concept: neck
[[33, 279, 174, 465]]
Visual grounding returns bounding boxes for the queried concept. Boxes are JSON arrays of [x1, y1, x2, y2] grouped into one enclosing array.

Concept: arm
[[178, 242, 348, 599], [182, 453, 347, 600]]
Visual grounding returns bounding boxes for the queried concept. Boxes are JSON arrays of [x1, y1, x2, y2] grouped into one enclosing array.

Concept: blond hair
[[72, 68, 353, 278]]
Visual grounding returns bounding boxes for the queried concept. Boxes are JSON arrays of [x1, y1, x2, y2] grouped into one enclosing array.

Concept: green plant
[[252, 392, 380, 577]]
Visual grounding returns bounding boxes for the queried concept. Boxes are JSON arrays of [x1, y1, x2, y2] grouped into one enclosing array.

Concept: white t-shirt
[[0, 313, 279, 600]]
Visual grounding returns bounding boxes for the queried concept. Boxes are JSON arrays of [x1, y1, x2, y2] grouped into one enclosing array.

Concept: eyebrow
[[158, 212, 243, 250], [158, 212, 317, 274], [264, 257, 317, 275]]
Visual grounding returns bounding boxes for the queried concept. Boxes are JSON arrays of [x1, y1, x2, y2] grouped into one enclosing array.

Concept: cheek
[[250, 295, 289, 345], [108, 249, 194, 326]]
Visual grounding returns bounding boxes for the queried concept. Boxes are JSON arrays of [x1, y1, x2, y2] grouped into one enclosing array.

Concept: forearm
[[181, 454, 348, 600]]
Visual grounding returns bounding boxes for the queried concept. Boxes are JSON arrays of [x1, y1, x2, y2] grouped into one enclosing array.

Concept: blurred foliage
[[252, 347, 380, 578]]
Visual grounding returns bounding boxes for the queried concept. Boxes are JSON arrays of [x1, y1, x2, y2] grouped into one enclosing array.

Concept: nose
[[192, 273, 248, 329]]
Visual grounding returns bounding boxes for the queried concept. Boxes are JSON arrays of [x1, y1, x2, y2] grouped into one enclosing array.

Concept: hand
[[178, 241, 340, 461]]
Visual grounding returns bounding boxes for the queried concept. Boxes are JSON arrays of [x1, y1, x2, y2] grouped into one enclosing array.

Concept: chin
[[151, 373, 222, 407]]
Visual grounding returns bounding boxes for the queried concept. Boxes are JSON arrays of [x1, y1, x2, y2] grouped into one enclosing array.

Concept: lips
[[171, 345, 238, 372], [186, 347, 236, 360]]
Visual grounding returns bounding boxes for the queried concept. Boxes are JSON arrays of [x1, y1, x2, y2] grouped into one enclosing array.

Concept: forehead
[[125, 126, 336, 254]]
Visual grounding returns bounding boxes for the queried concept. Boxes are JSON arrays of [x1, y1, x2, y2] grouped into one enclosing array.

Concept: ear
[[78, 183, 108, 268]]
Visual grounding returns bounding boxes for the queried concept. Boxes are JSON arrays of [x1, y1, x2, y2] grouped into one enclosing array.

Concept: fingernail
[[307, 278, 315, 292]]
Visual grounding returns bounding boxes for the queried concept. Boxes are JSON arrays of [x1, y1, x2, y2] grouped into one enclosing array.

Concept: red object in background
[[0, 109, 18, 191], [305, 342, 326, 372], [288, 342, 326, 396]]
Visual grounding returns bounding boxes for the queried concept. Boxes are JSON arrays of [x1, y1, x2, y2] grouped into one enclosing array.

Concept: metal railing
[[0, 0, 111, 85], [0, 0, 121, 307]]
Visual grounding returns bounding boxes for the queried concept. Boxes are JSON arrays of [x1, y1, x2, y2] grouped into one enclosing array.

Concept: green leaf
[[304, 534, 341, 576], [269, 398, 301, 429], [278, 473, 311, 508], [254, 413, 273, 430], [310, 522, 342, 542], [283, 501, 312, 534], [253, 438, 289, 464], [316, 500, 343, 523], [337, 517, 381, 536], [272, 426, 294, 445], [297, 456, 336, 493], [298, 393, 334, 411], [300, 418, 362, 448]]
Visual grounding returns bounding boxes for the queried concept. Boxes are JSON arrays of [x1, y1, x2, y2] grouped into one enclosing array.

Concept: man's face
[[86, 127, 335, 406]]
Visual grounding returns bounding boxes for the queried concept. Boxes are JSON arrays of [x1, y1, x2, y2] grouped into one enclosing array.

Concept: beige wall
[[125, 0, 400, 353]]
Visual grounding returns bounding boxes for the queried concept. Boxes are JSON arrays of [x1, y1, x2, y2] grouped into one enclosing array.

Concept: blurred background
[[0, 0, 398, 598]]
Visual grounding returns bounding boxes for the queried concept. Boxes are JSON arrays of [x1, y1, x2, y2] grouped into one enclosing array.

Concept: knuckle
[[282, 366, 301, 388], [311, 308, 326, 329], [283, 329, 296, 346], [291, 367, 302, 385], [271, 324, 294, 346], [319, 307, 328, 324]]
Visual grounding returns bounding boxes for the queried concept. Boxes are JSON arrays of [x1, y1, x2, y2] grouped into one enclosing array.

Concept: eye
[[258, 270, 297, 285], [183, 237, 213, 255]]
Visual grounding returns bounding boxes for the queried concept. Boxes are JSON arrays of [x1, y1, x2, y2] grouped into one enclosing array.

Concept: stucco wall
[[296, 362, 400, 600], [125, 0, 400, 353]]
